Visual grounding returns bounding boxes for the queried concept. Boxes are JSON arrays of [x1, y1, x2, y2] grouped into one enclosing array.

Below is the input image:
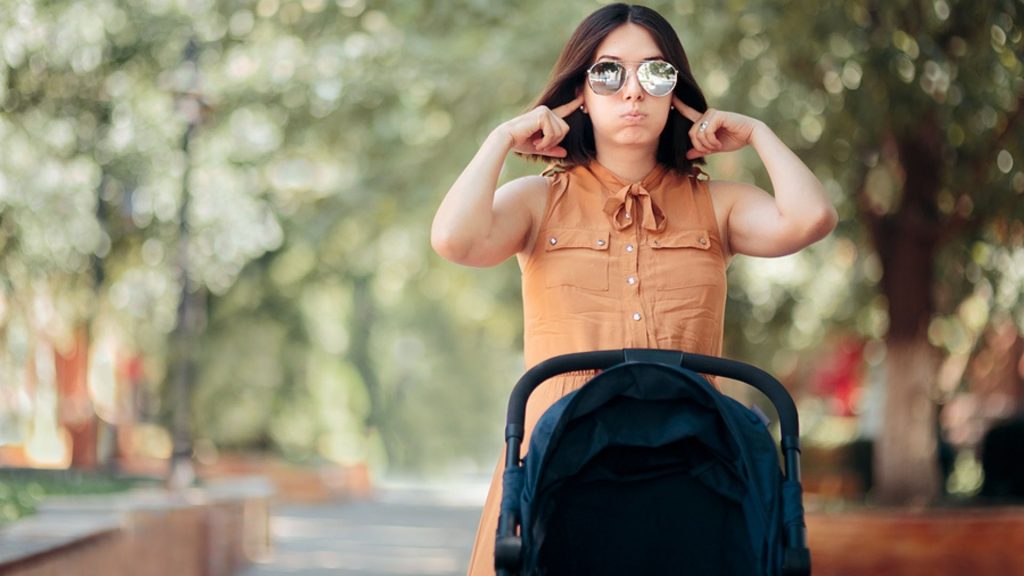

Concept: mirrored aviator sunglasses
[[586, 60, 678, 97]]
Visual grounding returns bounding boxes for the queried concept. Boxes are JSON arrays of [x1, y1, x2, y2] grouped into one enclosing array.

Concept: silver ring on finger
[[698, 120, 709, 133]]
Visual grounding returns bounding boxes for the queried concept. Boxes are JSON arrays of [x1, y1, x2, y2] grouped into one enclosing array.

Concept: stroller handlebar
[[505, 348, 800, 452]]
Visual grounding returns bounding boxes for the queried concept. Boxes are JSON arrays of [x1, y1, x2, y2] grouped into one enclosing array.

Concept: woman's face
[[583, 23, 673, 153]]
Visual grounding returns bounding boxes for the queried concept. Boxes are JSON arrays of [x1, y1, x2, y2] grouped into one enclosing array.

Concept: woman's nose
[[621, 69, 644, 100]]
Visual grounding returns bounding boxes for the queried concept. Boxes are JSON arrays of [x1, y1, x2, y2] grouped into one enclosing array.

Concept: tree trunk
[[168, 39, 202, 488], [875, 337, 942, 504], [55, 327, 98, 469], [872, 114, 944, 504], [350, 274, 384, 432]]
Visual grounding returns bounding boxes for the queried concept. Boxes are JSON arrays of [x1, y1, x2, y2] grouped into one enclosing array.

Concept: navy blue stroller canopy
[[495, 350, 810, 576]]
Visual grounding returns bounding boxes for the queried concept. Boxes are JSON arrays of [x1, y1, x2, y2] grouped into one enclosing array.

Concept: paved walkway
[[239, 477, 487, 576]]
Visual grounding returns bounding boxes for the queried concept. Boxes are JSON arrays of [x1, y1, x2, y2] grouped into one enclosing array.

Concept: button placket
[[637, 228, 658, 346], [627, 225, 644, 342], [626, 229, 640, 290], [609, 213, 647, 347], [626, 236, 639, 292]]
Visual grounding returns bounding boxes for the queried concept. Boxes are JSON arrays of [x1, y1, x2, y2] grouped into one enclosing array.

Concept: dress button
[[549, 237, 557, 245], [627, 276, 637, 285], [699, 236, 708, 246], [626, 244, 634, 253], [596, 239, 606, 247], [632, 312, 642, 321]]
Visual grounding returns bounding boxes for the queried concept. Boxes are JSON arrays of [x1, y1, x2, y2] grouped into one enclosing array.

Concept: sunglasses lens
[[637, 61, 677, 97], [588, 61, 624, 95]]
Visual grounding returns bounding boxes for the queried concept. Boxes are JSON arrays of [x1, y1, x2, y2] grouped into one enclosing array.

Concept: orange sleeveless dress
[[466, 161, 728, 575]]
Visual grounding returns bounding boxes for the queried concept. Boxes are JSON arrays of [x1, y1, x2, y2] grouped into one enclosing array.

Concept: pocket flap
[[544, 229, 610, 252], [650, 230, 711, 250]]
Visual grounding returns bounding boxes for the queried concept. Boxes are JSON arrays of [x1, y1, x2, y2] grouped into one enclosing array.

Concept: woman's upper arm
[[715, 180, 835, 259], [448, 175, 550, 267]]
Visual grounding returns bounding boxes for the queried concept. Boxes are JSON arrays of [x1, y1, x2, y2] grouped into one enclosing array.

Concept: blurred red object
[[812, 337, 865, 417]]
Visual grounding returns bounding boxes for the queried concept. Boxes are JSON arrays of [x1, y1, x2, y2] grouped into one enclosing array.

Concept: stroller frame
[[494, 348, 811, 575]]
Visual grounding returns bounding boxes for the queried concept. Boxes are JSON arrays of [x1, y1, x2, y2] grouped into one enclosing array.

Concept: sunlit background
[[0, 0, 1022, 521]]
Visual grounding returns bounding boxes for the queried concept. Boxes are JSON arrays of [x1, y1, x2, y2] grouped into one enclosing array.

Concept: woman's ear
[[576, 87, 586, 114]]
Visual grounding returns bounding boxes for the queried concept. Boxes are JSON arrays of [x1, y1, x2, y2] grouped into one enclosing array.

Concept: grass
[[0, 469, 161, 525]]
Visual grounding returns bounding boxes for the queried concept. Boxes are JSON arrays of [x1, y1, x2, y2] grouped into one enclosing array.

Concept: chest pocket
[[650, 229, 720, 291], [541, 228, 610, 291]]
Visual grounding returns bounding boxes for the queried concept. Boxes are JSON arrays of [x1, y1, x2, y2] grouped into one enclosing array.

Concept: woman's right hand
[[498, 95, 584, 158]]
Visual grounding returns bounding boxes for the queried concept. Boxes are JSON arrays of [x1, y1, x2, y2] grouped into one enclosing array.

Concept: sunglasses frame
[[586, 59, 679, 98]]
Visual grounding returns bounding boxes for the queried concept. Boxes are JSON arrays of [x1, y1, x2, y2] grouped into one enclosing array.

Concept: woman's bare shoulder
[[498, 174, 554, 217], [706, 178, 767, 198], [497, 175, 556, 260], [499, 174, 556, 197]]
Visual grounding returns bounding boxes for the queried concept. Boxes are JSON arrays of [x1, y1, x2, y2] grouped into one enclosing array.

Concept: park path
[[238, 477, 487, 576]]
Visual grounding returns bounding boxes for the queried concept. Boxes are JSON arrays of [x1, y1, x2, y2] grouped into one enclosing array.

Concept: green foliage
[[703, 0, 1023, 361], [1, 0, 1021, 476], [0, 471, 153, 524]]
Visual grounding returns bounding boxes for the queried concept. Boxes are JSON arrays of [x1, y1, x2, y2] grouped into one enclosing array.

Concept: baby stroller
[[494, 349, 811, 575]]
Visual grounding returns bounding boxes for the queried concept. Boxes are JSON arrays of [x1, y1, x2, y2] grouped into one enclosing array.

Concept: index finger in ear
[[552, 95, 585, 118], [672, 96, 702, 123]]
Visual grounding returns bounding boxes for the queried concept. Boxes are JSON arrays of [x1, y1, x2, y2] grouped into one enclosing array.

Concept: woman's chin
[[609, 130, 661, 148]]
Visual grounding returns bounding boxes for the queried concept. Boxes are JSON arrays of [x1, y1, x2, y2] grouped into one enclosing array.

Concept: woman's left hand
[[672, 96, 764, 160]]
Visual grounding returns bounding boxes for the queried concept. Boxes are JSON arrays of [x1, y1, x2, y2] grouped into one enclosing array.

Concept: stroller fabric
[[504, 361, 799, 575]]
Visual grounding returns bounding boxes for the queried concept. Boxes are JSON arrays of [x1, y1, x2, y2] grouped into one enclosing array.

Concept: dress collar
[[586, 160, 668, 190], [588, 161, 669, 232]]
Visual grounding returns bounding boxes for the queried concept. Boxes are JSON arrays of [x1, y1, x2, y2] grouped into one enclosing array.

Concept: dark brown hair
[[522, 3, 708, 173]]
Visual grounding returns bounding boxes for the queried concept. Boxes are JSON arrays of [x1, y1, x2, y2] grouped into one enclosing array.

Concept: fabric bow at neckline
[[603, 182, 666, 232]]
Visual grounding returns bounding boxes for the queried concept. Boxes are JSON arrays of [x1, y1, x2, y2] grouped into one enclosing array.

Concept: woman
[[431, 4, 837, 574]]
